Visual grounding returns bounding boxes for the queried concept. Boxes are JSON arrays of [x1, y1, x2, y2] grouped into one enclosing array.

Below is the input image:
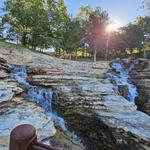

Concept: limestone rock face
[[0, 60, 23, 103], [0, 44, 150, 149], [0, 80, 24, 102], [0, 71, 9, 79], [29, 75, 98, 86], [30, 73, 150, 150], [0, 60, 56, 150], [130, 59, 150, 115], [0, 97, 56, 150]]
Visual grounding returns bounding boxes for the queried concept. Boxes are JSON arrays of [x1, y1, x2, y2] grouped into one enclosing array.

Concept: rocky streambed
[[0, 59, 85, 150], [130, 59, 150, 116], [0, 45, 150, 150], [28, 61, 150, 150]]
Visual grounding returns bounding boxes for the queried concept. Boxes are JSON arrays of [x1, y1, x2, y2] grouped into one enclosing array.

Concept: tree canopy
[[1, 0, 150, 60], [2, 0, 69, 50]]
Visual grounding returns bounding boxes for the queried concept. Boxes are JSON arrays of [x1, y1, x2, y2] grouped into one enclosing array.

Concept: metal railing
[[9, 124, 63, 150]]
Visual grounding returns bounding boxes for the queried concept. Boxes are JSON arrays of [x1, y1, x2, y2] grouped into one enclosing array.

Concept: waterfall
[[107, 61, 138, 102], [11, 65, 67, 130], [11, 66, 29, 86], [11, 65, 82, 143]]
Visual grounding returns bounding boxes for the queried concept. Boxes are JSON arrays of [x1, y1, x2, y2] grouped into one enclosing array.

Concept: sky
[[0, 0, 145, 27], [64, 0, 145, 26]]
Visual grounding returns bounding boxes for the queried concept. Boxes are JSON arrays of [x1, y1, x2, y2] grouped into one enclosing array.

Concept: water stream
[[11, 65, 67, 130], [107, 60, 138, 102], [11, 65, 82, 143]]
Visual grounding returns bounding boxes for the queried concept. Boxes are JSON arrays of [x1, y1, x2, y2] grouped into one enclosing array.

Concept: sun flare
[[106, 23, 120, 33]]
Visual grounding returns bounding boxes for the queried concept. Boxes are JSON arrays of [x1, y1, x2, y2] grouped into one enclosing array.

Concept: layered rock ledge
[[0, 45, 150, 150], [30, 74, 150, 150], [130, 59, 150, 115], [0, 59, 56, 150]]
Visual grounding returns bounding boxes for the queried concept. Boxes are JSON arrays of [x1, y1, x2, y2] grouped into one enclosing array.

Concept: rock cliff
[[30, 72, 150, 150], [0, 59, 56, 150], [130, 59, 150, 115], [0, 45, 150, 150]]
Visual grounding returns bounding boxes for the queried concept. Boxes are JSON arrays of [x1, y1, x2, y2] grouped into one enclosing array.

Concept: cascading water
[[11, 65, 67, 130], [11, 65, 82, 143], [107, 60, 138, 103]]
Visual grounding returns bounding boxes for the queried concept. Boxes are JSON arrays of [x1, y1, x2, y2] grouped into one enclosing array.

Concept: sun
[[106, 23, 120, 33]]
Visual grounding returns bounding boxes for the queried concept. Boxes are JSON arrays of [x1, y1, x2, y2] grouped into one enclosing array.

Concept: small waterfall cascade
[[107, 60, 138, 102], [11, 65, 82, 143], [11, 65, 67, 130]]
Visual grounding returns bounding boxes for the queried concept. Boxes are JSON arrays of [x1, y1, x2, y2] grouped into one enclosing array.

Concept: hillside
[[0, 42, 150, 150]]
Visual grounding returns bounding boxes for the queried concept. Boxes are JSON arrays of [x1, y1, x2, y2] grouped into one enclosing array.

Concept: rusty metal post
[[9, 124, 37, 150], [9, 124, 63, 150]]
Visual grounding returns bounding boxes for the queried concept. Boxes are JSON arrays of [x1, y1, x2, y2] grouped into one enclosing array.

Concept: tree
[[77, 5, 93, 59], [142, 0, 150, 13], [86, 7, 109, 61], [120, 23, 144, 51], [77, 5, 93, 27], [136, 16, 150, 42], [135, 16, 150, 58], [47, 0, 70, 55], [2, 0, 69, 51], [3, 0, 31, 46], [62, 18, 84, 58], [27, 0, 50, 50], [77, 6, 109, 61]]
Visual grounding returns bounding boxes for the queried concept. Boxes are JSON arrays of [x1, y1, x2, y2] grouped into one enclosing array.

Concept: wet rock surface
[[0, 60, 56, 150], [130, 59, 150, 115], [51, 83, 150, 150], [0, 45, 150, 150], [48, 126, 85, 150], [0, 97, 56, 149], [30, 70, 150, 149]]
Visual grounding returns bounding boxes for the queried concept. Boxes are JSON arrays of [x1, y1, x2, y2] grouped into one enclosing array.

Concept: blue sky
[[0, 0, 145, 26], [64, 0, 145, 26]]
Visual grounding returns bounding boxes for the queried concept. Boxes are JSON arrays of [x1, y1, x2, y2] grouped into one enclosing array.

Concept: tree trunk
[[144, 50, 147, 59], [86, 50, 88, 57], [16, 34, 19, 45], [75, 49, 78, 60], [69, 54, 72, 60], [105, 34, 110, 60], [59, 49, 61, 56], [82, 49, 84, 58], [93, 49, 97, 62], [22, 33, 26, 46]]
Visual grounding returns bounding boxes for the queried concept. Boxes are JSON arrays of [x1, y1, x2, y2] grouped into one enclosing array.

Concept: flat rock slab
[[0, 97, 56, 150], [95, 95, 150, 142], [0, 71, 9, 79], [0, 81, 23, 103], [53, 80, 150, 149]]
